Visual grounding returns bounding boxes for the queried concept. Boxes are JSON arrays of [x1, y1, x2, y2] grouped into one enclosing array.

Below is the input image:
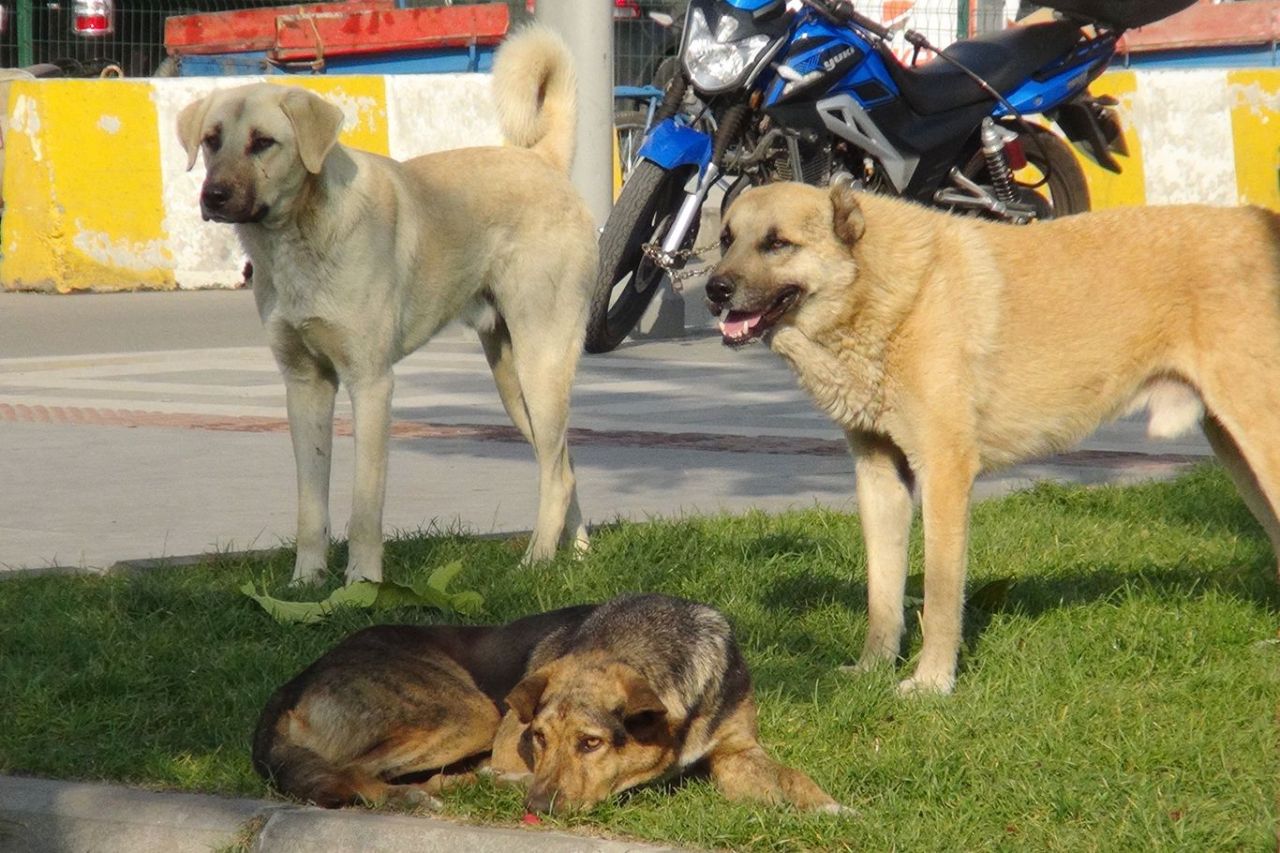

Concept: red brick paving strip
[[0, 403, 1203, 469]]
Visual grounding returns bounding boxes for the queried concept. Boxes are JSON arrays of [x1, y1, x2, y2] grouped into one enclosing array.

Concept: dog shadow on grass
[[745, 526, 1277, 701]]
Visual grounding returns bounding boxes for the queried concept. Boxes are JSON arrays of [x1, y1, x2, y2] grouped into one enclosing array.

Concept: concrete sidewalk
[[0, 775, 679, 853], [0, 289, 1211, 573]]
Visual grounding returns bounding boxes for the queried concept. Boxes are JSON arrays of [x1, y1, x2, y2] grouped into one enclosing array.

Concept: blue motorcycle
[[585, 0, 1195, 353]]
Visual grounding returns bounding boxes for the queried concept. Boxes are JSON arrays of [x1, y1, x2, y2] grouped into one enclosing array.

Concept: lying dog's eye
[[719, 228, 733, 251], [762, 233, 793, 253], [249, 135, 277, 155], [532, 730, 547, 750], [579, 736, 603, 753]]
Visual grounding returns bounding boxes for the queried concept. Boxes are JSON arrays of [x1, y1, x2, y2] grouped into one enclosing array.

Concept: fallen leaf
[[239, 560, 484, 624]]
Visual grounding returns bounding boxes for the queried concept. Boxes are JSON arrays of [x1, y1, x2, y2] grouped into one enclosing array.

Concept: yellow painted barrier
[[0, 68, 1276, 292], [3, 80, 173, 292], [1079, 70, 1146, 210], [0, 75, 497, 293], [1228, 69, 1280, 211]]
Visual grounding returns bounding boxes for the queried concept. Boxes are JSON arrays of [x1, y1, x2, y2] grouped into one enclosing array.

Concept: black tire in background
[[585, 160, 693, 354], [613, 109, 651, 187], [960, 124, 1090, 219]]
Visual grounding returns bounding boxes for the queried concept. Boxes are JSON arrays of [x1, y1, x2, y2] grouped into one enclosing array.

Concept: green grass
[[2, 465, 1277, 850]]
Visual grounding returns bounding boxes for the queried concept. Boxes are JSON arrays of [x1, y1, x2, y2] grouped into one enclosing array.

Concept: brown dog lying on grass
[[252, 594, 844, 814]]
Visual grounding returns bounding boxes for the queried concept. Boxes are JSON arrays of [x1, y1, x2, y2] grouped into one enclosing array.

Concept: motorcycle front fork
[[660, 162, 720, 255]]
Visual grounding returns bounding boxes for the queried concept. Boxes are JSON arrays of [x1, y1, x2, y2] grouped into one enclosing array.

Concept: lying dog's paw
[[383, 786, 444, 812], [816, 802, 858, 818], [478, 766, 533, 788]]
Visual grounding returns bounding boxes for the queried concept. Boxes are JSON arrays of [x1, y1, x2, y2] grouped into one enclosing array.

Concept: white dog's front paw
[[519, 537, 557, 567], [289, 556, 328, 586], [343, 565, 382, 585]]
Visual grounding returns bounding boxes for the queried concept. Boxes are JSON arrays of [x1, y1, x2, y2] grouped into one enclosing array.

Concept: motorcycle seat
[[881, 21, 1084, 116]]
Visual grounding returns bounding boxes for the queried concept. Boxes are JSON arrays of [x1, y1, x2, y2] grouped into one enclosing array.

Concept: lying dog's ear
[[505, 671, 549, 725], [279, 88, 345, 174], [176, 95, 213, 172], [829, 180, 866, 246], [619, 671, 667, 720]]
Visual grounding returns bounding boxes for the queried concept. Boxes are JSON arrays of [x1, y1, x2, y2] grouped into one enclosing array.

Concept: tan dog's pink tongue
[[719, 311, 762, 339]]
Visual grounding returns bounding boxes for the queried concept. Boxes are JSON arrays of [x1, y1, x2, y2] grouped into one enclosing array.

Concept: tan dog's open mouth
[[716, 285, 802, 347]]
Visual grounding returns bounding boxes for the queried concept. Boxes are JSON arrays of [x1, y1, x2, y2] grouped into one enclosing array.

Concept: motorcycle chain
[[640, 240, 721, 292]]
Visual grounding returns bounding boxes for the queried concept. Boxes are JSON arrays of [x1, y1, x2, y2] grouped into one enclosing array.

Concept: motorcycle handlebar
[[802, 0, 893, 42]]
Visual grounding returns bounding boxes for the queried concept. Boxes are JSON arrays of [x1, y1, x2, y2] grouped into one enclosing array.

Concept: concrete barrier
[[1, 75, 500, 292], [1082, 68, 1280, 211], [1, 67, 1277, 292]]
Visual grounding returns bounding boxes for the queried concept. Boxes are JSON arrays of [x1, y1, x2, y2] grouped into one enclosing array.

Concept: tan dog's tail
[[491, 24, 577, 174]]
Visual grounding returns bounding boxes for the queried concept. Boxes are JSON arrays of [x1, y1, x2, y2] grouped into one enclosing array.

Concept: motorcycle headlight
[[683, 7, 773, 94]]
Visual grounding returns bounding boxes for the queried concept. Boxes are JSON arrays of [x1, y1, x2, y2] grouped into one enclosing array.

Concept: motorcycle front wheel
[[961, 124, 1090, 219], [585, 160, 695, 354]]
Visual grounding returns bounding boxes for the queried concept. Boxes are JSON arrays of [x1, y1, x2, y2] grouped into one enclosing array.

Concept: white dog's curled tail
[[491, 24, 578, 174]]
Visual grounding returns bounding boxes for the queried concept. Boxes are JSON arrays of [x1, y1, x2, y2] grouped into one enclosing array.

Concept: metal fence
[[609, 0, 1026, 88], [2, 0, 1012, 80]]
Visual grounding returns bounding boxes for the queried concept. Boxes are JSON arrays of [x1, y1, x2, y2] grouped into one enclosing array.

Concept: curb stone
[[0, 776, 685, 853]]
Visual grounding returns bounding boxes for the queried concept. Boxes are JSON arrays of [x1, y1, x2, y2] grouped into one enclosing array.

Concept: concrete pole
[[536, 0, 614, 226]]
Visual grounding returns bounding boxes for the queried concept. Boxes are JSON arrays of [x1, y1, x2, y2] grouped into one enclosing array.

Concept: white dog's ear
[[279, 87, 345, 174], [829, 179, 866, 246], [176, 95, 213, 172]]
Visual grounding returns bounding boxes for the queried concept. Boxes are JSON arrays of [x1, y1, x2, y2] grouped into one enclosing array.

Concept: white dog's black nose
[[201, 183, 232, 212]]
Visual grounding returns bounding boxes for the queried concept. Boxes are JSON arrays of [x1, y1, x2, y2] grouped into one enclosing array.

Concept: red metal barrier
[[163, 1, 508, 63], [1120, 0, 1280, 54]]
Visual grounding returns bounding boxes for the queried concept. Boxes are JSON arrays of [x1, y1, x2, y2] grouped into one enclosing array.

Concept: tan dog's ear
[[619, 671, 667, 720], [506, 671, 550, 725], [829, 180, 866, 245], [279, 87, 345, 174], [176, 95, 213, 171]]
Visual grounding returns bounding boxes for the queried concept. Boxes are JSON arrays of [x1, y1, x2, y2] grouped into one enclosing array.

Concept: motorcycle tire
[[585, 160, 694, 354], [962, 124, 1090, 219]]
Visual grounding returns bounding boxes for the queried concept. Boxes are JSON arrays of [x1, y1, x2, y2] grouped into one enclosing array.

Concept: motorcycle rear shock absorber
[[980, 118, 1018, 205]]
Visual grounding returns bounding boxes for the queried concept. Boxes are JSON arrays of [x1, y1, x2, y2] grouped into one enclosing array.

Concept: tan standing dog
[[176, 27, 596, 584], [706, 181, 1280, 694]]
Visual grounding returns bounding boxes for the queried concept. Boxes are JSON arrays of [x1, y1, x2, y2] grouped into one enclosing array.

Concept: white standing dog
[[177, 27, 597, 583]]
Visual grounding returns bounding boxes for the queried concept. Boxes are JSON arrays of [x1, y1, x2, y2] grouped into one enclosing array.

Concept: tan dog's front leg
[[345, 372, 394, 584], [279, 354, 339, 585], [899, 452, 977, 695], [846, 431, 914, 672]]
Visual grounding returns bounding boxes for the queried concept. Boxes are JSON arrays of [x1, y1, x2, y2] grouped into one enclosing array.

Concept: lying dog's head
[[176, 83, 345, 226], [504, 654, 676, 814], [706, 181, 865, 347]]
